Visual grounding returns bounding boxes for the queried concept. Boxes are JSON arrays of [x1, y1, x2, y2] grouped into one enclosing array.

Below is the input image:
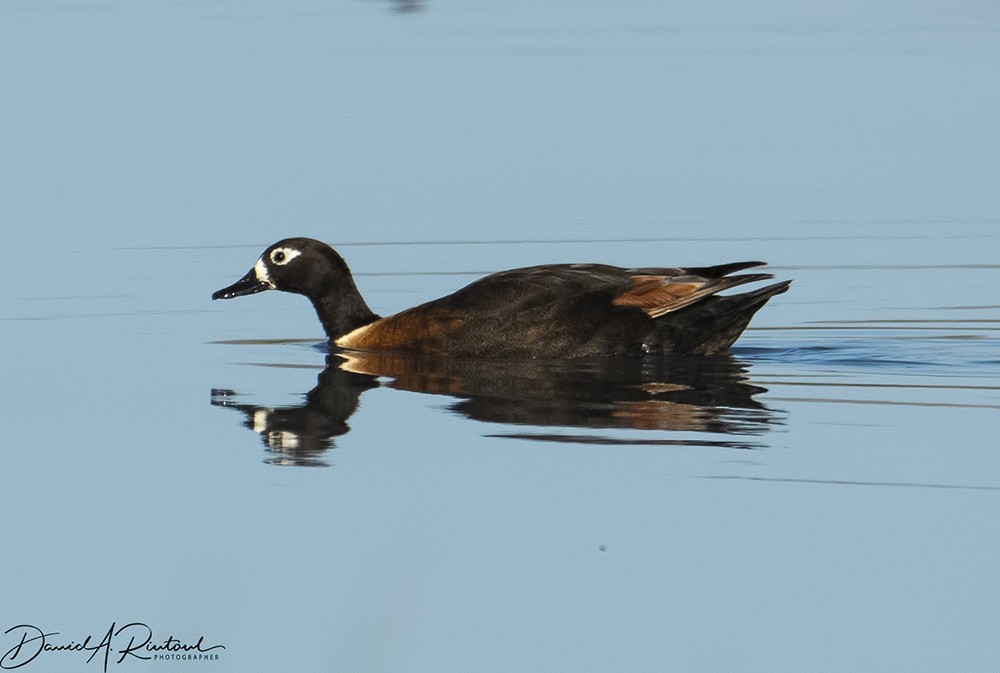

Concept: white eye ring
[[270, 247, 302, 266]]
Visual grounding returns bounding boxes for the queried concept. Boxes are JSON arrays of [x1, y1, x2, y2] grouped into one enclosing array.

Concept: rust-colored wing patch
[[612, 273, 773, 318], [611, 275, 710, 317]]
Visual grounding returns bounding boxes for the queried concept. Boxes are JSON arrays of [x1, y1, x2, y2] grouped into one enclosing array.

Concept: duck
[[212, 237, 790, 358]]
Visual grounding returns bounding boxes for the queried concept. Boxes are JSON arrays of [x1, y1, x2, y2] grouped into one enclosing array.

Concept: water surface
[[2, 1, 999, 672]]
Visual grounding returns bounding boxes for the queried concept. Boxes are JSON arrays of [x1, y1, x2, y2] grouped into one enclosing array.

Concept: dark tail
[[655, 279, 791, 355], [683, 261, 767, 278]]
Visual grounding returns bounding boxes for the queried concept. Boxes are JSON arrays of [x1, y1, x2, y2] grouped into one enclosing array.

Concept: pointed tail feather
[[683, 261, 767, 278], [655, 279, 791, 354]]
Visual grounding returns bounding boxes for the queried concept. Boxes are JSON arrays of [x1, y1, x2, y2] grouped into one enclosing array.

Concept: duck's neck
[[312, 285, 380, 341]]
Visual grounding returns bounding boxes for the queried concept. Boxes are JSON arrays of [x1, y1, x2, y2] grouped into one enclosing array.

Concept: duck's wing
[[336, 262, 778, 354], [611, 264, 776, 318], [437, 261, 773, 315], [449, 263, 639, 307]]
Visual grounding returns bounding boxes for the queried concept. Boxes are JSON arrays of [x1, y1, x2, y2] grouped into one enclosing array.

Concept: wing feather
[[612, 273, 774, 318]]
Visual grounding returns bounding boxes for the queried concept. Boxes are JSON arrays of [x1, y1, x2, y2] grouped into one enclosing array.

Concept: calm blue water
[[2, 2, 999, 672]]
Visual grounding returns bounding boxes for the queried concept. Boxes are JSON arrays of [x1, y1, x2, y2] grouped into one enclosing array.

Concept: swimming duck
[[212, 237, 790, 358]]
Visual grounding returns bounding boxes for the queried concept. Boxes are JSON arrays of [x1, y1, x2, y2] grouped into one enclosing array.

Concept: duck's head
[[212, 237, 353, 301]]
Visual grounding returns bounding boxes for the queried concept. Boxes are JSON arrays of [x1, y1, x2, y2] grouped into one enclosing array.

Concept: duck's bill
[[212, 269, 270, 300]]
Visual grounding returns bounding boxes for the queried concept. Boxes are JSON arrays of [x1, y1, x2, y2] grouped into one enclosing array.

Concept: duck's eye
[[269, 247, 301, 266]]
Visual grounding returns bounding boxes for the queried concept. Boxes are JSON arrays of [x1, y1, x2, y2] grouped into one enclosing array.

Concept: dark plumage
[[212, 237, 790, 358]]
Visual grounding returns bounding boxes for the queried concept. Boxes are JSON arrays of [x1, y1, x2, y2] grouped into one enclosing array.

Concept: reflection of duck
[[212, 238, 790, 358], [212, 350, 781, 465], [211, 362, 378, 467]]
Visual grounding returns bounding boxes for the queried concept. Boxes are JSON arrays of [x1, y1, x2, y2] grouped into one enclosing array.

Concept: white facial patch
[[253, 246, 302, 288], [252, 409, 272, 433], [253, 257, 275, 288], [269, 247, 302, 266]]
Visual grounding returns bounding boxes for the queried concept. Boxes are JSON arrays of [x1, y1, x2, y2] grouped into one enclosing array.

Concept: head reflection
[[211, 363, 379, 467], [212, 351, 782, 466]]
